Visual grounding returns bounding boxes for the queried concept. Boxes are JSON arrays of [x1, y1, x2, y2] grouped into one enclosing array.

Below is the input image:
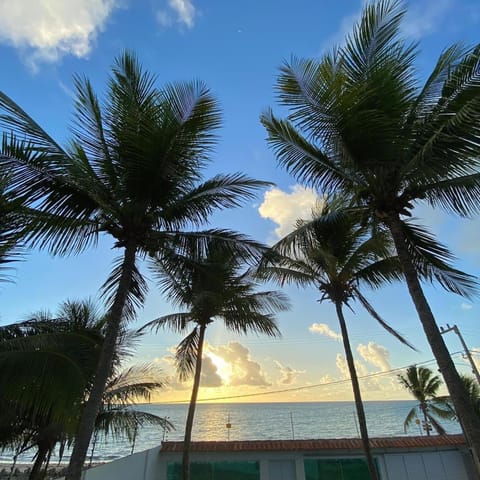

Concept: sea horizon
[[1, 400, 463, 465]]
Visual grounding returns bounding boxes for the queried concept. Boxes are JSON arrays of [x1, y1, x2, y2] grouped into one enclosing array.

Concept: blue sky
[[0, 0, 479, 403]]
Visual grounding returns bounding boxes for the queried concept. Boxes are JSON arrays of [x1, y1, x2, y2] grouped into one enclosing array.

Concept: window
[[167, 461, 260, 480], [304, 458, 371, 480]]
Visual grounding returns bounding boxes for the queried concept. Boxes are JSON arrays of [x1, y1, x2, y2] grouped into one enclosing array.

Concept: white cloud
[[258, 185, 321, 240], [461, 303, 473, 311], [357, 342, 391, 372], [200, 356, 223, 387], [274, 361, 305, 385], [156, 0, 196, 29], [402, 0, 453, 39], [336, 353, 368, 379], [309, 323, 342, 341], [210, 342, 270, 387], [0, 0, 117, 67]]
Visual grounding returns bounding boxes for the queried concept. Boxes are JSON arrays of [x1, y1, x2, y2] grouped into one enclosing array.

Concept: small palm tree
[[261, 0, 480, 458], [142, 238, 288, 480], [258, 199, 414, 480], [398, 366, 451, 436], [0, 300, 172, 480], [0, 52, 267, 479]]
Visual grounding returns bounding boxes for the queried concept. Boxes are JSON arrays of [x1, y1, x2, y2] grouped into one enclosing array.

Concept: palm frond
[[261, 109, 354, 192], [101, 254, 148, 322], [161, 174, 271, 227], [354, 288, 415, 350], [139, 313, 193, 334], [400, 219, 478, 298], [403, 406, 418, 433], [176, 327, 200, 381]]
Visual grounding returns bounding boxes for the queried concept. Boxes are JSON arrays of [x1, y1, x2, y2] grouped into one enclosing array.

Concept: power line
[[161, 350, 465, 404]]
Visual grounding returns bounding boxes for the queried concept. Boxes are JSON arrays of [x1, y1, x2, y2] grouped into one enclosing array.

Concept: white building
[[80, 434, 477, 480]]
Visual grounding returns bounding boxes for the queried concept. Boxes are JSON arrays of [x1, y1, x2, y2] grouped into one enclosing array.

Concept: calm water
[[1, 401, 462, 464]]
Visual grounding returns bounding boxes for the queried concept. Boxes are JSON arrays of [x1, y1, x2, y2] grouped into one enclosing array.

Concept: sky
[[0, 0, 479, 404]]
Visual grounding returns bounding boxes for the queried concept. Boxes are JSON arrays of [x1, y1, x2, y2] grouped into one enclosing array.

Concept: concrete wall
[[78, 445, 476, 480]]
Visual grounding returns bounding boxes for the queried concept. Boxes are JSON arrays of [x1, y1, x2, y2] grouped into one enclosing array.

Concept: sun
[[206, 352, 232, 384]]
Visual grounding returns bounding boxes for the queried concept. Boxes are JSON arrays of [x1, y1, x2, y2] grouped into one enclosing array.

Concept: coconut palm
[[141, 238, 288, 480], [261, 0, 480, 459], [0, 52, 268, 479], [0, 300, 173, 480], [258, 199, 414, 480], [398, 366, 452, 436]]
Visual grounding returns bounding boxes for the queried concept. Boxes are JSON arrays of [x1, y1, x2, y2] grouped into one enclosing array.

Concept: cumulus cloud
[[209, 342, 270, 387], [258, 185, 321, 240], [274, 361, 305, 385], [156, 0, 196, 29], [200, 355, 223, 387], [357, 342, 391, 372], [0, 0, 117, 67], [336, 353, 368, 379], [309, 323, 342, 341]]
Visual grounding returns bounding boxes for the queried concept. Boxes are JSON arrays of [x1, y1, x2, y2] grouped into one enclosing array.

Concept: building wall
[[77, 446, 475, 480]]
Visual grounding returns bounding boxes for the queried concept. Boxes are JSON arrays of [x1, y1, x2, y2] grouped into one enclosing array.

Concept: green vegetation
[[261, 0, 480, 463], [0, 1, 479, 479], [142, 238, 288, 480], [398, 366, 451, 435], [258, 198, 414, 480], [0, 52, 267, 479], [0, 300, 172, 480]]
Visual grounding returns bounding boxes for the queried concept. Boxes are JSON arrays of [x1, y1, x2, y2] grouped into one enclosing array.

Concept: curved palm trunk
[[387, 215, 480, 466], [182, 323, 207, 480], [66, 242, 138, 480], [335, 301, 379, 480]]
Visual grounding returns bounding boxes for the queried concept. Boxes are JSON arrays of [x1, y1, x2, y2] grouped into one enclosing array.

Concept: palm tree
[[398, 366, 452, 436], [0, 300, 173, 480], [258, 199, 413, 480], [141, 238, 288, 480], [260, 0, 480, 460], [0, 52, 268, 479]]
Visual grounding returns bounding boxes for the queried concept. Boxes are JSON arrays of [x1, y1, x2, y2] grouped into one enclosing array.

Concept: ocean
[[1, 401, 462, 464]]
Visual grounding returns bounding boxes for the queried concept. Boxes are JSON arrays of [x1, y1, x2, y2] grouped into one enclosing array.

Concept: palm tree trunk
[[66, 241, 138, 480], [420, 403, 430, 436], [182, 323, 207, 480], [335, 301, 379, 480], [387, 214, 480, 467], [29, 443, 49, 480]]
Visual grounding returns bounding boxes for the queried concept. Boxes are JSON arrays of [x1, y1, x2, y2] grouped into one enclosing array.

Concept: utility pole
[[440, 324, 480, 385]]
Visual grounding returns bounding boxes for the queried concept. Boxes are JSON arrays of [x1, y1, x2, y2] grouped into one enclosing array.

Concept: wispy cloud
[[309, 323, 342, 342], [0, 0, 118, 69], [258, 185, 321, 240], [461, 302, 473, 311], [402, 0, 454, 39], [156, 0, 196, 29]]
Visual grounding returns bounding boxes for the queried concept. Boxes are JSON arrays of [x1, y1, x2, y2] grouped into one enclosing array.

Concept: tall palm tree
[[141, 238, 288, 480], [0, 52, 268, 479], [258, 199, 413, 480], [260, 0, 480, 460], [0, 300, 173, 480], [398, 366, 451, 436]]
